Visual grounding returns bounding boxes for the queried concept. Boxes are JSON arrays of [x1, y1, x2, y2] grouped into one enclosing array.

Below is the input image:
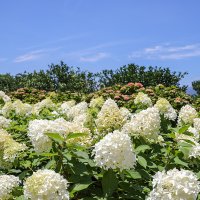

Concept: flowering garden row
[[0, 87, 199, 199]]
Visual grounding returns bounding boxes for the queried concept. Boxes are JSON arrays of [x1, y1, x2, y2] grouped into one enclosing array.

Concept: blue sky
[[0, 0, 200, 87]]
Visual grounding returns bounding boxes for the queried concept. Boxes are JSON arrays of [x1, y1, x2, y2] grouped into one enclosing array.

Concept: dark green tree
[[96, 64, 187, 89], [0, 62, 188, 93], [0, 73, 17, 92], [192, 80, 200, 95]]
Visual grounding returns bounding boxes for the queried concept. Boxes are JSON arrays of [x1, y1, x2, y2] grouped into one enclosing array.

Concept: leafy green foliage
[[0, 62, 188, 94], [192, 80, 200, 95], [0, 67, 199, 199], [97, 64, 187, 88]]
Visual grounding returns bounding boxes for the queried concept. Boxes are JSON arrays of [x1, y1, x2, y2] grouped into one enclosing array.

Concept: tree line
[[0, 61, 195, 94]]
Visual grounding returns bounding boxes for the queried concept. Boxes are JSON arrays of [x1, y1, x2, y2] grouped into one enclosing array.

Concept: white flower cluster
[[194, 118, 200, 132], [89, 96, 104, 108], [175, 132, 196, 143], [176, 119, 200, 158], [28, 118, 90, 153], [13, 100, 32, 116], [147, 168, 200, 200], [24, 169, 69, 200], [95, 99, 127, 134], [120, 107, 132, 121], [176, 118, 200, 143], [189, 142, 200, 158], [0, 102, 14, 117], [0, 91, 11, 103], [188, 126, 199, 140], [154, 98, 177, 121], [178, 105, 198, 125], [1, 100, 32, 117], [134, 92, 152, 107], [0, 175, 20, 200], [122, 107, 161, 142], [175, 129, 200, 159], [0, 116, 11, 129], [60, 100, 76, 114], [0, 129, 27, 164], [73, 113, 88, 126], [32, 98, 55, 115], [93, 130, 136, 171], [67, 102, 88, 120]]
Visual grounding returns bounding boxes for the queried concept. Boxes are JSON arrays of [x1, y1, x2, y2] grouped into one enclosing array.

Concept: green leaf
[[14, 195, 25, 200], [45, 160, 56, 169], [31, 152, 58, 157], [9, 169, 21, 173], [20, 160, 31, 168], [66, 132, 89, 140], [125, 170, 142, 179], [63, 152, 72, 160], [179, 125, 190, 134], [19, 170, 29, 180], [137, 169, 151, 180], [45, 132, 64, 143], [135, 145, 151, 153], [71, 182, 93, 193], [174, 156, 188, 167], [196, 171, 200, 179], [102, 169, 118, 197], [178, 141, 193, 157], [74, 151, 89, 159], [137, 156, 147, 169]]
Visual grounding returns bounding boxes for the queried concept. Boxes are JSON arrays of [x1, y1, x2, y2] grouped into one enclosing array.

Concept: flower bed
[[0, 87, 199, 199]]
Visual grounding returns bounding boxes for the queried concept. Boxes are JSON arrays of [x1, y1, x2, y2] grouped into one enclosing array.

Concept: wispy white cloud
[[19, 34, 89, 51], [14, 50, 43, 63], [14, 47, 60, 63], [80, 52, 109, 62], [66, 50, 110, 63], [65, 39, 135, 62], [129, 43, 200, 60]]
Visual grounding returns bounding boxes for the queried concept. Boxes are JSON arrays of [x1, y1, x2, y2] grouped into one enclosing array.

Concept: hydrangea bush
[[0, 89, 199, 199]]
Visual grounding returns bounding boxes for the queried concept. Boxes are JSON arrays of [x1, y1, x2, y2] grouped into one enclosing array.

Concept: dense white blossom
[[32, 98, 55, 115], [28, 118, 90, 152], [188, 126, 199, 140], [95, 99, 127, 134], [24, 169, 69, 200], [175, 131, 200, 158], [164, 106, 177, 121], [0, 116, 11, 128], [13, 100, 32, 116], [60, 100, 76, 114], [89, 96, 104, 108], [67, 102, 88, 120], [147, 168, 200, 200], [0, 129, 27, 164], [175, 132, 196, 143], [0, 91, 11, 103], [1, 102, 14, 117], [28, 119, 53, 153], [120, 107, 132, 121], [178, 105, 198, 125], [122, 107, 161, 142], [73, 113, 88, 126], [134, 92, 152, 107], [188, 142, 200, 158], [194, 118, 200, 132], [1, 100, 32, 116], [154, 98, 177, 121], [93, 130, 136, 171], [0, 175, 20, 200]]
